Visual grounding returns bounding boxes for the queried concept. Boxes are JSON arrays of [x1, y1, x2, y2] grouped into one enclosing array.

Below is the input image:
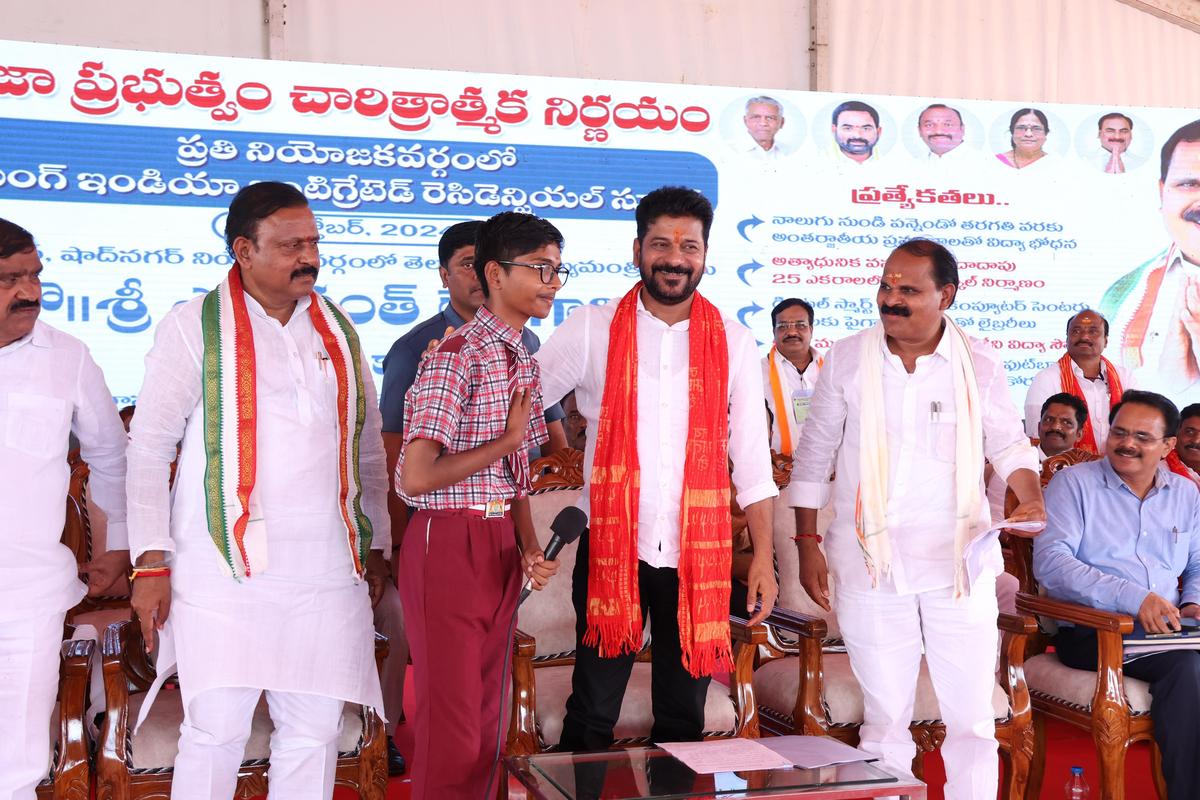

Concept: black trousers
[[558, 530, 711, 751], [1055, 626, 1200, 799]]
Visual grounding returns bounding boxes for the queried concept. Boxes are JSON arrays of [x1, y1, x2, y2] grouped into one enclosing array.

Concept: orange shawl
[[586, 283, 733, 677], [1166, 451, 1200, 492], [1057, 353, 1123, 454]]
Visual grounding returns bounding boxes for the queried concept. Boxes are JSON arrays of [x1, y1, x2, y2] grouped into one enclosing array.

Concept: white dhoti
[[835, 572, 1000, 800], [0, 611, 65, 800], [171, 686, 344, 800]]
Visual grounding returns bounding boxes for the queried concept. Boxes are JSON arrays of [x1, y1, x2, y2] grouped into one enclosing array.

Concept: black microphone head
[[549, 506, 588, 544]]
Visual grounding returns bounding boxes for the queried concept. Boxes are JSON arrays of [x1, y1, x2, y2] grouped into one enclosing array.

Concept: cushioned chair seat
[[533, 662, 737, 747], [1024, 652, 1152, 714], [126, 690, 367, 769], [753, 652, 1010, 725]]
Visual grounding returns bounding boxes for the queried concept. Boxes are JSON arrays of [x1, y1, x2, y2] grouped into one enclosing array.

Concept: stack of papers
[[1124, 621, 1200, 655], [657, 736, 874, 775]]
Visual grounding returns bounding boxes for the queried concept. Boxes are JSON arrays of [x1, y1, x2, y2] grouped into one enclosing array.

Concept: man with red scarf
[[536, 186, 778, 749], [1168, 402, 1200, 490], [1024, 309, 1134, 453]]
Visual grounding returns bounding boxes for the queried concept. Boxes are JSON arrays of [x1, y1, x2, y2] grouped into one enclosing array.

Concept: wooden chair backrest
[[1003, 447, 1100, 593], [62, 455, 92, 566], [520, 449, 586, 658]]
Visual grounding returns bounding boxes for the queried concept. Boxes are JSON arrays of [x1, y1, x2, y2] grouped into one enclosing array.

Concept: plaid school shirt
[[397, 305, 549, 509]]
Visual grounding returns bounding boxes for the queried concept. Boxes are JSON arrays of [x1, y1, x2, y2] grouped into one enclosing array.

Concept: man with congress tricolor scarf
[[127, 182, 390, 800], [537, 186, 778, 749]]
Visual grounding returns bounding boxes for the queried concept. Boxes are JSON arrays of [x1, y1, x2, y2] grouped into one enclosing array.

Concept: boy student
[[396, 211, 566, 800]]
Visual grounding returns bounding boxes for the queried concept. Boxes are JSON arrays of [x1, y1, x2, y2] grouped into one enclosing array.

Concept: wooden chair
[[1004, 447, 1167, 800], [745, 453, 1037, 799], [34, 639, 96, 800], [95, 620, 389, 799], [506, 448, 767, 755], [31, 454, 107, 797]]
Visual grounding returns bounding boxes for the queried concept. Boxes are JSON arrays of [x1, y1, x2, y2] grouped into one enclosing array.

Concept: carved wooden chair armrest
[[97, 619, 157, 793], [728, 616, 770, 738], [51, 639, 95, 796], [507, 627, 540, 756], [997, 612, 1037, 742], [753, 607, 830, 735], [1015, 592, 1135, 716]]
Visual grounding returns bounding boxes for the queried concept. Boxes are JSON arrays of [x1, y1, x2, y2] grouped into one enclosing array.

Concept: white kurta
[[1, 320, 126, 796], [760, 348, 822, 454], [1023, 357, 1133, 447], [0, 320, 128, 623], [536, 293, 778, 569], [787, 324, 1037, 594], [127, 292, 390, 714]]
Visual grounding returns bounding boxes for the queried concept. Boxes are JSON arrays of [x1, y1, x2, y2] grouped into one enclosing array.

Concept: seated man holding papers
[[1034, 390, 1200, 799]]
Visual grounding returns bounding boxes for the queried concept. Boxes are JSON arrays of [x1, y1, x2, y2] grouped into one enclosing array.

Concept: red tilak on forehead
[[885, 272, 904, 282], [673, 228, 683, 245]]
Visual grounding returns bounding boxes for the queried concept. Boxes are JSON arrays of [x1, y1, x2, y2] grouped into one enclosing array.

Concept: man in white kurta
[[1023, 309, 1133, 451], [789, 239, 1043, 800], [0, 219, 128, 799], [760, 298, 822, 456], [126, 184, 389, 800]]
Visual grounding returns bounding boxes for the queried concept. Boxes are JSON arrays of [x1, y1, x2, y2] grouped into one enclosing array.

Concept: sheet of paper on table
[[757, 735, 875, 769], [657, 738, 793, 774]]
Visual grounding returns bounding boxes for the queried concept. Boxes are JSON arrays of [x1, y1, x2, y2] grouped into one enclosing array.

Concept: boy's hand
[[522, 547, 559, 590], [503, 387, 533, 452]]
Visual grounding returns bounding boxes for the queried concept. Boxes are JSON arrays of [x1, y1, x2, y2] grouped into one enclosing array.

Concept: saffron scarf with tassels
[[1057, 353, 1123, 454], [586, 283, 732, 678], [200, 265, 373, 580], [855, 318, 984, 598]]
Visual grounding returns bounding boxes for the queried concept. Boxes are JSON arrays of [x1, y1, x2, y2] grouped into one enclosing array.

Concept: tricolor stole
[[200, 266, 373, 580]]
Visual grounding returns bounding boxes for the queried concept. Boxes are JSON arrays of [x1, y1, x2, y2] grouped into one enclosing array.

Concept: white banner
[[1, 40, 1197, 405]]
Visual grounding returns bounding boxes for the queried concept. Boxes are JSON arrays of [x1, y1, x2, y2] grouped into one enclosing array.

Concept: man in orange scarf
[[1023, 309, 1133, 453], [1168, 403, 1200, 491], [536, 186, 778, 749]]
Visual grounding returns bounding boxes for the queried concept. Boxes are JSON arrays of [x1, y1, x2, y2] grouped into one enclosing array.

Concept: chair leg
[[1150, 741, 1168, 800], [1092, 731, 1129, 800], [1025, 714, 1045, 800], [1001, 729, 1033, 800]]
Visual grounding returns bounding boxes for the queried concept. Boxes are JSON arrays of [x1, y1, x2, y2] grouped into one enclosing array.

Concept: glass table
[[504, 745, 927, 799]]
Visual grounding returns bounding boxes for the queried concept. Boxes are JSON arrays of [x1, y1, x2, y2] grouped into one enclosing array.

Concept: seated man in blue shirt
[[1035, 390, 1200, 799]]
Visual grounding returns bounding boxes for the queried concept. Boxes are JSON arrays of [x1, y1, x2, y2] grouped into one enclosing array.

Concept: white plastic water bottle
[[1065, 766, 1090, 799]]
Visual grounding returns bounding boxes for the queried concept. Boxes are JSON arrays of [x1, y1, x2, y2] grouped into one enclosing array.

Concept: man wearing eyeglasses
[[395, 211, 565, 799], [762, 298, 823, 458], [1035, 390, 1200, 798]]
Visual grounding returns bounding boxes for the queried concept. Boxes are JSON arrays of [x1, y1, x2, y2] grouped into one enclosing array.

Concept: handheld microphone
[[518, 506, 587, 605]]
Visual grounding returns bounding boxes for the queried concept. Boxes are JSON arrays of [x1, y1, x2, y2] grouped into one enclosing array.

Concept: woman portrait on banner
[[996, 107, 1052, 170]]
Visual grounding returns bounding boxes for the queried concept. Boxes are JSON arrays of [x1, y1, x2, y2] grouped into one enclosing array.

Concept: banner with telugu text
[[1, 39, 1198, 407]]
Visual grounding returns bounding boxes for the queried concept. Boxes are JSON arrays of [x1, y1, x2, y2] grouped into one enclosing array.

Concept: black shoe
[[387, 736, 407, 776]]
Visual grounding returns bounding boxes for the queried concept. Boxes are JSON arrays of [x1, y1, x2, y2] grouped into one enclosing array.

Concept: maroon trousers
[[398, 509, 521, 800]]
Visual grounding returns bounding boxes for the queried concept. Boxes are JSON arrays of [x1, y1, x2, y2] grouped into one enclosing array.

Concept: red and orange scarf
[[1057, 353, 1123, 454], [1166, 451, 1200, 492], [585, 283, 733, 678]]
